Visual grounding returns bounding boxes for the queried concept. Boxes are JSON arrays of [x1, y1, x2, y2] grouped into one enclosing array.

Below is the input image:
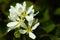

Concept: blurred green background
[[0, 0, 60, 40]]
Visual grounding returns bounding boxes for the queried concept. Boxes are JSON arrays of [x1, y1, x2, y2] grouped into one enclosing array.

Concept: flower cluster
[[7, 1, 40, 39]]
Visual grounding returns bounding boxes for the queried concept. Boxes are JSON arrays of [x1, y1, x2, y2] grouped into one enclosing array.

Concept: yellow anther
[[21, 11, 27, 18], [26, 27, 32, 34]]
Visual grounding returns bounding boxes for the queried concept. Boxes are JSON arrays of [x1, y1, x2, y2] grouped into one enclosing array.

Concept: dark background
[[0, 0, 60, 40]]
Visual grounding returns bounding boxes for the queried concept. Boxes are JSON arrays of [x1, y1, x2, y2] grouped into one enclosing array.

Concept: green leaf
[[0, 22, 7, 38], [55, 8, 60, 15], [14, 31, 20, 38], [40, 9, 50, 22], [42, 21, 55, 33], [0, 37, 5, 40], [43, 9, 50, 21], [51, 36, 58, 40], [0, 0, 10, 3], [26, 1, 41, 11]]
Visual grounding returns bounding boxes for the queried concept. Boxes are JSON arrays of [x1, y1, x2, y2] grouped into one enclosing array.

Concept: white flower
[[7, 2, 25, 32], [16, 1, 39, 26], [7, 8, 25, 32], [7, 1, 39, 32], [7, 19, 24, 32], [19, 19, 40, 39], [9, 1, 39, 21]]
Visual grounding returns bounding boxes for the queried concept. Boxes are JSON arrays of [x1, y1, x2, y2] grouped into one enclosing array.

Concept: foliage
[[0, 0, 60, 40]]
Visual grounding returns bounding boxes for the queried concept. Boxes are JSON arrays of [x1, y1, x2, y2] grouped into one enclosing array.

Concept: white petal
[[28, 20, 33, 27], [14, 19, 25, 28], [7, 22, 18, 28], [8, 15, 20, 21], [27, 5, 33, 14], [16, 3, 22, 10], [27, 9, 35, 21], [32, 23, 40, 30], [34, 19, 38, 24], [28, 9, 34, 17], [22, 1, 26, 11], [7, 28, 12, 32], [9, 6, 16, 14], [20, 22, 27, 28], [29, 32, 36, 39], [26, 12, 35, 26], [31, 9, 34, 14], [26, 16, 34, 26], [15, 3, 23, 16], [15, 22, 21, 28], [26, 15, 34, 22], [19, 29, 26, 34], [9, 6, 20, 21], [34, 11, 39, 16]]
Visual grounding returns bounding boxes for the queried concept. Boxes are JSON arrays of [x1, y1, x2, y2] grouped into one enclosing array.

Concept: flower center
[[26, 27, 32, 34], [21, 11, 27, 18], [17, 19, 22, 24]]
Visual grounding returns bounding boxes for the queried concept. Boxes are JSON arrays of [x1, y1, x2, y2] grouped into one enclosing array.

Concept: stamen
[[21, 11, 27, 18], [26, 27, 32, 34]]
